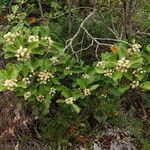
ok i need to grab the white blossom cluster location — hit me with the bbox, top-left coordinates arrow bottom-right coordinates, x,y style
83,88 -> 91,96
3,79 -> 17,91
128,43 -> 141,55
104,69 -> 114,78
41,36 -> 53,46
3,32 -> 18,44
37,95 -> 45,102
22,77 -> 31,85
28,35 -> 39,43
15,46 -> 31,61
24,91 -> 31,100
101,93 -> 107,98
96,61 -> 105,68
37,71 -> 54,84
130,80 -> 139,89
82,74 -> 90,79
65,67 -> 70,70
133,67 -> 146,77
116,58 -> 130,73
7,13 -> 26,21
65,97 -> 75,105
50,56 -> 59,64
49,87 -> 56,96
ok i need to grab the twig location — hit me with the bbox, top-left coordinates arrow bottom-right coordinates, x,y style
64,9 -> 96,53
38,0 -> 44,20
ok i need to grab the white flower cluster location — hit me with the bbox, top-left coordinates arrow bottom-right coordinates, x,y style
83,88 -> 91,96
28,35 -> 39,43
49,87 -> 56,96
116,58 -> 130,73
130,80 -> 139,89
24,91 -> 31,100
104,69 -> 114,78
22,77 -> 31,85
41,36 -> 53,46
3,32 -> 18,44
50,56 -> 59,64
82,74 -> 90,79
128,43 -> 141,55
37,71 -> 53,84
37,95 -> 45,102
3,79 -> 17,91
15,46 -> 31,61
65,97 -> 75,105
101,93 -> 107,98
65,67 -> 70,70
133,67 -> 146,77
96,61 -> 105,68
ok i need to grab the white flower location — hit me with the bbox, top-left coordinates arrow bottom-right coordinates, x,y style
96,61 -> 105,68
104,69 -> 114,78
83,88 -> 91,96
128,43 -> 141,55
101,93 -> 107,98
37,95 -> 44,102
3,79 -> 17,91
37,71 -> 53,84
15,46 -> 31,61
82,74 -> 90,79
50,56 -> 59,64
49,87 -> 56,96
28,35 -> 39,43
65,97 -> 75,105
130,80 -> 139,89
47,37 -> 53,46
3,32 -> 17,44
24,91 -> 31,100
41,36 -> 53,47
133,67 -> 146,76
22,77 -> 31,84
116,58 -> 130,73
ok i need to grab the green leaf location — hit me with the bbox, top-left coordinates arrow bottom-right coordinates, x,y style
117,43 -> 128,59
140,81 -> 150,90
15,36 -> 24,47
118,85 -> 130,94
101,53 -> 117,66
4,44 -> 16,53
0,70 -> 9,80
40,26 -> 49,37
124,71 -> 133,81
4,52 -> 15,59
0,84 -> 5,92
17,81 -> 27,88
110,88 -> 122,97
51,78 -> 60,85
95,67 -> 105,74
146,45 -> 150,53
72,104 -> 80,113
52,42 -> 64,55
57,85 -> 70,98
136,74 -> 145,81
90,84 -> 99,91
77,78 -> 87,88
28,42 -> 39,50
32,26 -> 40,35
130,54 -> 143,68
31,46 -> 45,55
113,71 -> 123,81
12,5 -> 19,14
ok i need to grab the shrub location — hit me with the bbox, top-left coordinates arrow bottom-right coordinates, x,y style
0,1 -> 150,147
